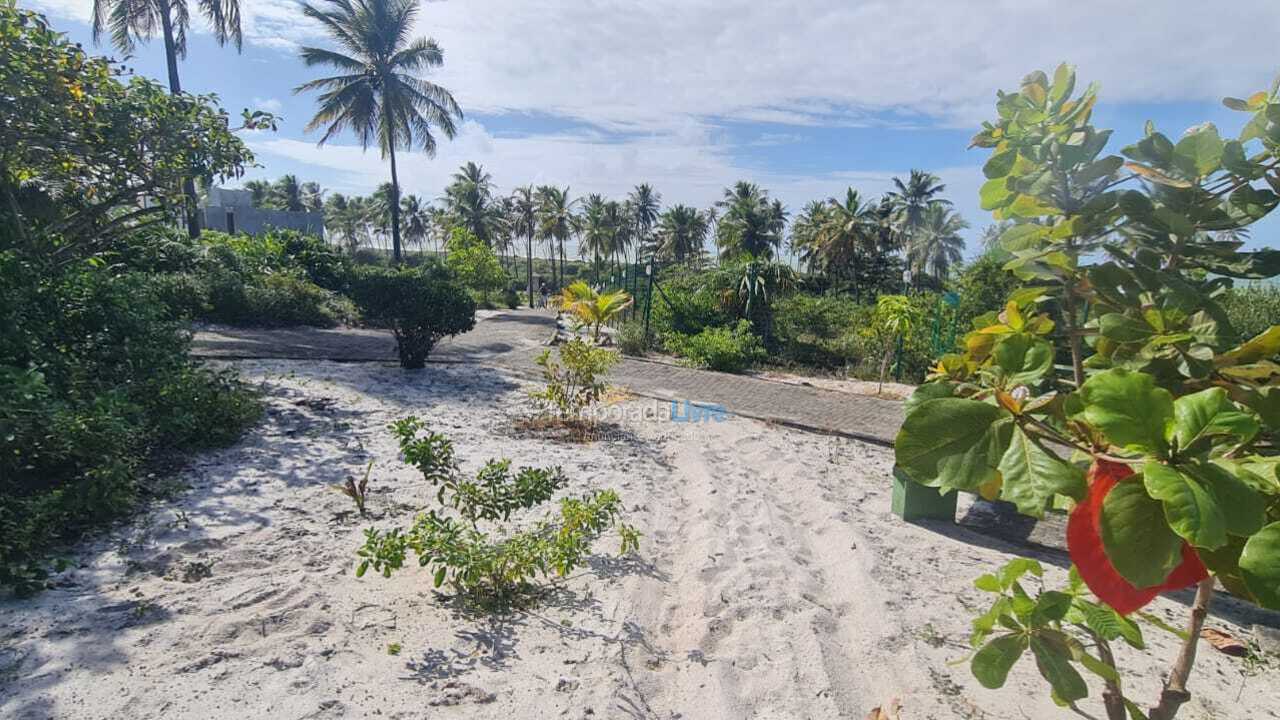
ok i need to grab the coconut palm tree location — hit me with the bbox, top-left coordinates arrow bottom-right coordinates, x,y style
715,181 -> 786,260
244,180 -> 272,208
887,169 -> 949,237
324,193 -> 359,252
788,200 -> 831,272
627,183 -> 661,263
400,194 -> 431,254
444,161 -> 503,246
909,203 -> 968,283
554,281 -> 634,343
294,0 -> 462,264
536,186 -> 575,291
270,175 -> 305,212
655,204 -> 710,266
578,194 -> 610,285
509,186 -> 538,305
92,0 -> 243,237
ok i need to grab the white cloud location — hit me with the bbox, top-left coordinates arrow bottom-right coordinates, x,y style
252,97 -> 284,113
34,0 -> 1280,132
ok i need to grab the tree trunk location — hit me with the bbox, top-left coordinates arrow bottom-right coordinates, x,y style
387,138 -> 403,265
158,3 -> 201,239
526,235 -> 534,308
1149,578 -> 1215,720
559,236 -> 566,288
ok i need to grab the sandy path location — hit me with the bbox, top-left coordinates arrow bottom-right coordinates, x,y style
2,360 -> 1277,720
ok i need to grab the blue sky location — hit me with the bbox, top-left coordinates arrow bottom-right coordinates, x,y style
27,0 -> 1280,260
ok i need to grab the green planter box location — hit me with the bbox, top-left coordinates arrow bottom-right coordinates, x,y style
890,466 -> 958,522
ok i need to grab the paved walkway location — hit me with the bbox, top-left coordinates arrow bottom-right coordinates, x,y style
191,309 -> 904,445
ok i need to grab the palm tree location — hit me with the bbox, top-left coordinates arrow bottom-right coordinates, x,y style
400,194 -> 430,253
444,161 -> 504,246
271,175 -> 305,212
627,183 -> 661,263
715,181 -> 786,260
510,186 -> 538,305
244,180 -> 272,208
887,169 -> 949,238
536,186 -> 575,291
554,281 -> 634,343
294,0 -> 462,264
324,193 -> 359,252
909,203 -> 968,283
92,0 -> 243,237
655,204 -> 709,266
579,194 -> 610,285
789,200 -> 831,272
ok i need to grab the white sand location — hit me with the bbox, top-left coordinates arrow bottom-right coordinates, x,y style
2,360 -> 1277,720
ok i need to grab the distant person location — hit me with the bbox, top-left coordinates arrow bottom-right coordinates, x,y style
539,284 -> 550,309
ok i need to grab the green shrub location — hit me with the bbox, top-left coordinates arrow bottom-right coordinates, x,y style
531,339 -> 620,419
666,319 -> 765,373
1221,283 -> 1280,341
771,294 -> 871,368
355,418 -> 639,604
503,286 -> 520,309
352,267 -> 476,368
615,320 -> 649,356
0,255 -> 260,594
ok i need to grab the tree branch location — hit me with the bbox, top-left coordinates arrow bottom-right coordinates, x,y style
1148,577 -> 1215,720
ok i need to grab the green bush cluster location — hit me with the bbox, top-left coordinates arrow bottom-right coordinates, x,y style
665,319 -> 766,373
158,229 -> 359,327
350,266 -> 476,368
1220,283 -> 1280,342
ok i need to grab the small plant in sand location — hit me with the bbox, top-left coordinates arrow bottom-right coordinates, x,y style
354,416 -> 640,604
896,65 -> 1280,719
530,338 -> 620,421
554,281 -> 634,343
333,461 -> 373,517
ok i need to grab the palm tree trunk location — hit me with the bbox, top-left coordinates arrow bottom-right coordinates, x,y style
158,2 -> 201,240
559,237 -> 566,287
526,235 -> 534,308
386,131 -> 403,265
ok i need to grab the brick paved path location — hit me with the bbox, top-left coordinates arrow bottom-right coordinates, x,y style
192,309 -> 904,445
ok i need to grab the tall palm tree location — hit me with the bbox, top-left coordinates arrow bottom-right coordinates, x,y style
535,186 -> 575,291
788,200 -> 831,272
887,169 -> 949,236
400,194 -> 430,253
510,186 -> 538,305
92,0 -> 243,237
655,204 -> 709,266
601,200 -> 631,281
909,203 -> 968,283
578,194 -> 610,285
294,0 -> 462,264
271,175 -> 305,212
816,188 -> 880,280
244,180 -> 272,208
627,183 -> 661,263
444,161 -> 503,246
324,193 -> 359,252
715,181 -> 786,261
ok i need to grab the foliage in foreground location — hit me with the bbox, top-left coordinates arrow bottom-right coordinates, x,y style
351,267 -> 476,368
355,418 -> 639,602
895,65 -> 1280,719
0,5 -> 261,594
531,339 -> 621,420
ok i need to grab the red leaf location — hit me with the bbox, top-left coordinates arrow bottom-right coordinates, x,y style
1067,460 -> 1209,615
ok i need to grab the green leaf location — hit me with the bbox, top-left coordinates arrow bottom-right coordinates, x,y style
1050,63 -> 1075,104
905,381 -> 956,415
1000,223 -> 1049,251
992,334 -> 1054,385
1099,313 -> 1156,343
1240,522 -> 1280,610
1073,155 -> 1124,185
1077,650 -> 1120,683
1031,634 -> 1089,702
999,426 -> 1086,516
1100,480 -> 1184,588
1073,369 -> 1174,456
1222,326 -> 1280,365
1172,388 -> 1259,451
1080,600 -> 1144,649
999,557 -> 1044,588
1143,463 -> 1227,550
1194,463 -> 1264,537
1173,123 -> 1224,177
974,573 -> 1002,592
1031,591 -> 1074,625
433,565 -> 447,588
972,634 -> 1028,689
895,399 -> 1013,492
984,149 -> 1018,179
980,177 -> 1013,210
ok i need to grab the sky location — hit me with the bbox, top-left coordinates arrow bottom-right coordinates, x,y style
26,0 -> 1280,261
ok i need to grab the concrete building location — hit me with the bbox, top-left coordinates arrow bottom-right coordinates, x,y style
201,187 -> 324,237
